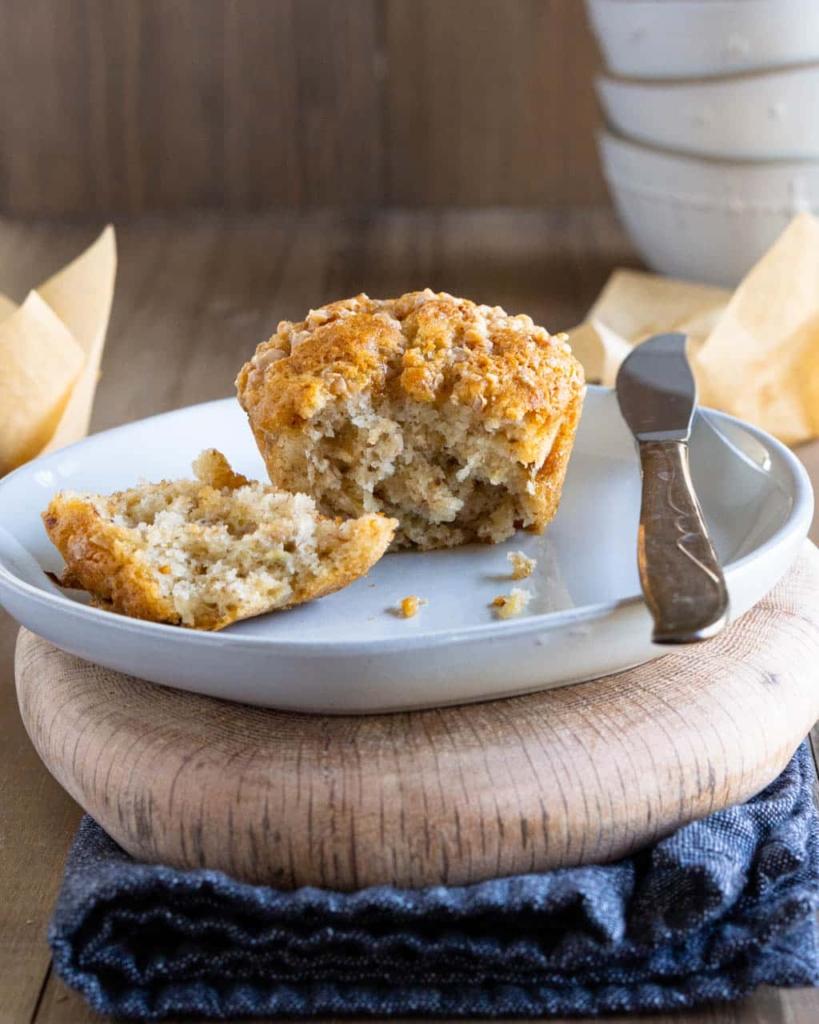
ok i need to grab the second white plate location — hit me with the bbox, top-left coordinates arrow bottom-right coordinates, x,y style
0,388 -> 812,712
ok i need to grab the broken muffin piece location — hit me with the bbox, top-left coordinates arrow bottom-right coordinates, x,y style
236,290 -> 584,551
42,449 -> 396,630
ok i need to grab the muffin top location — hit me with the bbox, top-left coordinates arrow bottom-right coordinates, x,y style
236,289 -> 584,433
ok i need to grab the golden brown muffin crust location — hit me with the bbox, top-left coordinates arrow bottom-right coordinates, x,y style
237,290 -> 584,460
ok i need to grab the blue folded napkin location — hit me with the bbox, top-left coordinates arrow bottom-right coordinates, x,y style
50,741 -> 819,1020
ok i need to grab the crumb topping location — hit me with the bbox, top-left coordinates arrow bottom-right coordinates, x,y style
237,290 -> 584,443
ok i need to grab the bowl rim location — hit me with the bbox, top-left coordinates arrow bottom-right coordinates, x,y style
598,59 -> 819,93
600,127 -> 819,174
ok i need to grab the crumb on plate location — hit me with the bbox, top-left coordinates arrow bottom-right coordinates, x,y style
508,550 -> 536,579
492,588 -> 531,619
396,594 -> 426,618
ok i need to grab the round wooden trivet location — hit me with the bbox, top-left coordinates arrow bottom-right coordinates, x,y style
15,545 -> 819,891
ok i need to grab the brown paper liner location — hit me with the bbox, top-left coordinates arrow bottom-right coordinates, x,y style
567,214 -> 819,445
0,227 -> 116,475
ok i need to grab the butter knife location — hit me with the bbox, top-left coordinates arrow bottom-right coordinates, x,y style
616,332 -> 729,644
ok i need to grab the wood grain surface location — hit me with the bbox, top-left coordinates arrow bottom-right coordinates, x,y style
0,208 -> 817,1021
14,546 -> 819,891
0,0 -> 604,216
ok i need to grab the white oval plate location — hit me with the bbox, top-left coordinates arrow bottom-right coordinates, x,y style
0,388 -> 812,713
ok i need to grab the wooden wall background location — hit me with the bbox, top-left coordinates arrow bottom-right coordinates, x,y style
0,0 -> 604,217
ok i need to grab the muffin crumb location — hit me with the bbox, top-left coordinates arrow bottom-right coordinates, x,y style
396,595 -> 426,618
492,588 -> 531,619
508,550 -> 536,579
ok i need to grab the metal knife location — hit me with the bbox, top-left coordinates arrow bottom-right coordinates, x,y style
615,332 -> 729,645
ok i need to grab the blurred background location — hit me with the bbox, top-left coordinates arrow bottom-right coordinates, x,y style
9,0 -> 819,290
0,0 -> 604,217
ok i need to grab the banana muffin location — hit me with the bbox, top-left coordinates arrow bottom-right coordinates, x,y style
237,290 -> 584,550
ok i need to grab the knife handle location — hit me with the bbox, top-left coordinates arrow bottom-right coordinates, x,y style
637,440 -> 729,644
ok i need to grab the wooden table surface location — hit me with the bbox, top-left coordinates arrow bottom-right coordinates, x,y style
1,207 -> 818,1024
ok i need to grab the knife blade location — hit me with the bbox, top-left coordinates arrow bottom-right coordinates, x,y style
616,333 -> 729,644
616,331 -> 695,442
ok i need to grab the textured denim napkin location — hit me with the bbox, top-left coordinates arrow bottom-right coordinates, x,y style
50,741 -> 819,1020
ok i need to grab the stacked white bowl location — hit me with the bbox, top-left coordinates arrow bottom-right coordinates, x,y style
587,0 -> 819,285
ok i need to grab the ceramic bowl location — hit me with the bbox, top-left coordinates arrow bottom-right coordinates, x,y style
586,0 -> 819,80
599,131 -> 819,285
598,64 -> 819,161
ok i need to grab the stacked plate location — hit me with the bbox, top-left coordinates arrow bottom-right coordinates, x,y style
587,0 -> 819,285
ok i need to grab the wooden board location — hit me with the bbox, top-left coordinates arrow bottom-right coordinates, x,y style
14,545 -> 819,892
